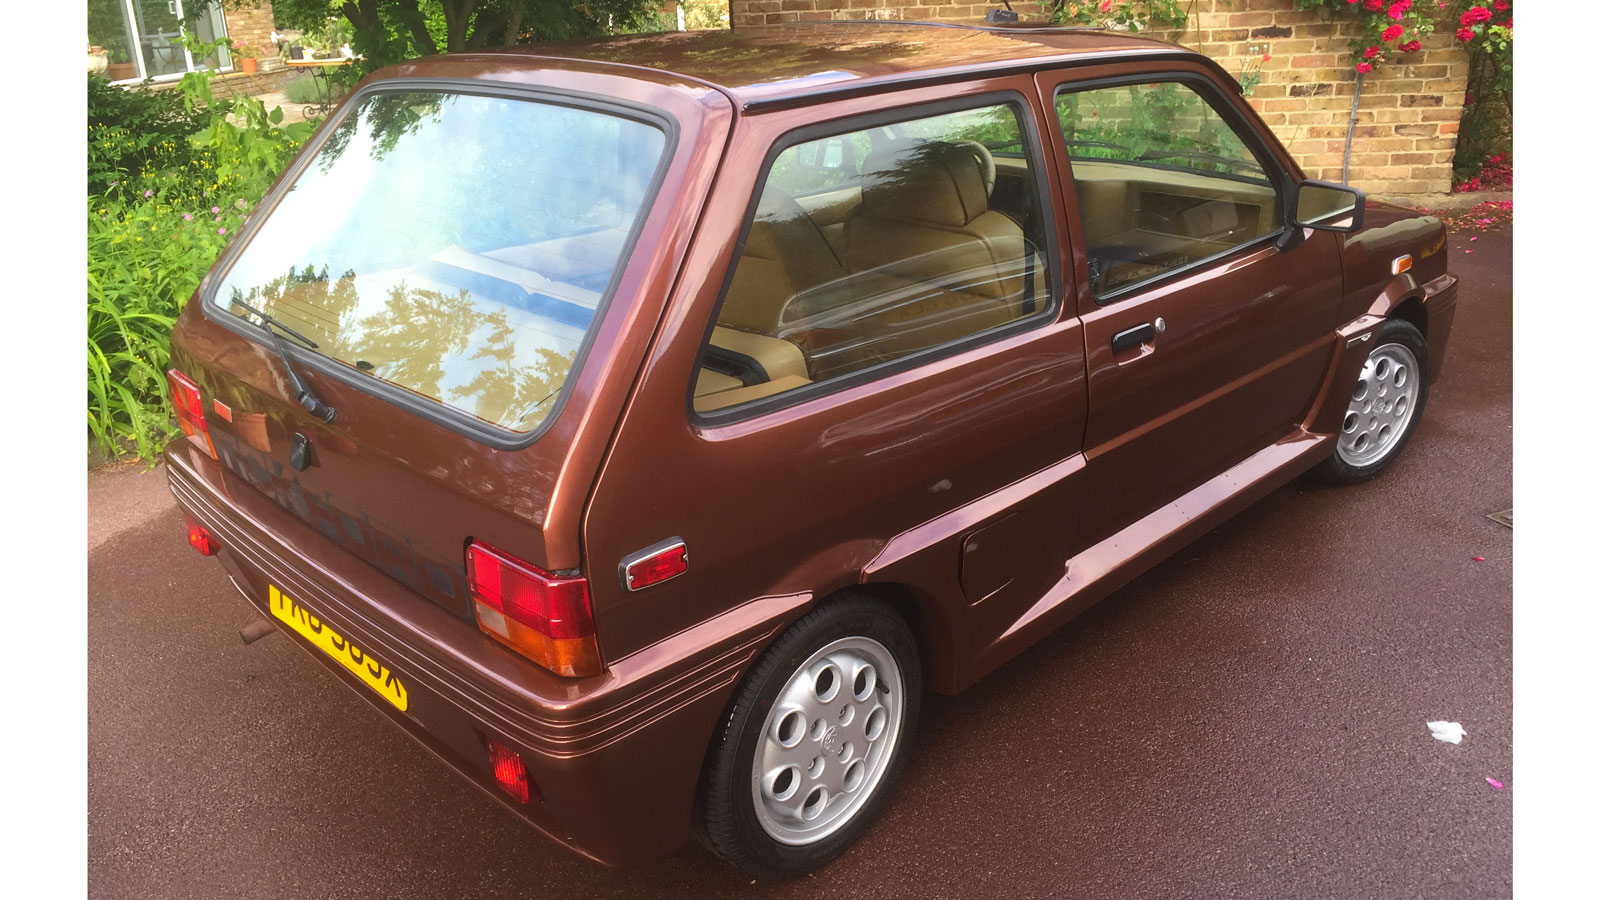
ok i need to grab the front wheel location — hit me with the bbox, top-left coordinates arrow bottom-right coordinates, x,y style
694,595 -> 921,879
1315,318 -> 1430,485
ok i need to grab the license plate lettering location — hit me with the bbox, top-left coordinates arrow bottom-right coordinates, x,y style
269,585 -> 409,712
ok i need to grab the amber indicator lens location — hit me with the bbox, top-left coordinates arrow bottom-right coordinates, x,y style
624,542 -> 688,591
184,513 -> 218,556
484,736 -> 534,804
166,368 -> 217,459
1391,254 -> 1413,275
466,541 -> 602,677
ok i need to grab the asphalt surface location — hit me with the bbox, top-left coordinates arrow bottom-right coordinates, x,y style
88,229 -> 1512,899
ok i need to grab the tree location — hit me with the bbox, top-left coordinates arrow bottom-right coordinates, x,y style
271,0 -> 659,71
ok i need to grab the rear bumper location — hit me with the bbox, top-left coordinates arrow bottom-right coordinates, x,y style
166,441 -> 806,866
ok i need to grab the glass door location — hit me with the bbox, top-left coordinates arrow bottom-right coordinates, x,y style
131,0 -> 187,78
88,0 -> 141,81
92,0 -> 230,82
189,1 -> 232,71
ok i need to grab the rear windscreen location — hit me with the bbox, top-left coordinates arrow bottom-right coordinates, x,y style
210,90 -> 667,433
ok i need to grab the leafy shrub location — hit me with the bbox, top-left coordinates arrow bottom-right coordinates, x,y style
283,73 -> 322,105
88,74 -> 206,196
87,40 -> 317,461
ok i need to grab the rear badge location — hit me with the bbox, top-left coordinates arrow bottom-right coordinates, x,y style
288,432 -> 313,471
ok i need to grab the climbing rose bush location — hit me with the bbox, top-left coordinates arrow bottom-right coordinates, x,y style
1296,0 -> 1436,73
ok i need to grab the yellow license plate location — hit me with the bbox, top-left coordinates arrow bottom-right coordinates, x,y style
269,584 -> 409,712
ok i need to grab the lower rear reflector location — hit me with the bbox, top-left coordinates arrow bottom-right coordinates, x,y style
485,737 -> 534,804
185,514 -> 219,556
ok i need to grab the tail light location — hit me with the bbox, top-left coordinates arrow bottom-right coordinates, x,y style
166,368 -> 217,459
466,541 -> 601,678
184,513 -> 218,556
483,736 -> 536,804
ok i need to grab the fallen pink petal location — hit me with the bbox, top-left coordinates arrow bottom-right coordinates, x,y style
1472,556 -> 1485,561
1485,777 -> 1505,790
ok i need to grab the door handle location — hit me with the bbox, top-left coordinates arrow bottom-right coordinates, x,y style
1111,322 -> 1156,353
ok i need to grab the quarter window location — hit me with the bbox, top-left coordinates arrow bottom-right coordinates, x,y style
694,102 -> 1052,414
1054,82 -> 1281,298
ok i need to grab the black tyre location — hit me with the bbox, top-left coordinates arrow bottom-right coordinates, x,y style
694,594 -> 921,879
1315,317 -> 1430,485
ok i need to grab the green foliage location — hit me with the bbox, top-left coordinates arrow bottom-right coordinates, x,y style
1051,0 -> 1189,33
273,1 -> 661,75
87,36 -> 317,462
628,0 -> 729,33
88,75 -> 208,196
283,73 -> 324,105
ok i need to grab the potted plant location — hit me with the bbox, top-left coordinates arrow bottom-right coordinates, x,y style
106,47 -> 137,81
88,43 -> 109,76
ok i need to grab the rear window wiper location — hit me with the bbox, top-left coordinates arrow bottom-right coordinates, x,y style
229,297 -> 337,423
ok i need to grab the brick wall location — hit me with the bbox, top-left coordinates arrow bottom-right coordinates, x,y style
222,1 -> 281,73
728,0 -> 1467,198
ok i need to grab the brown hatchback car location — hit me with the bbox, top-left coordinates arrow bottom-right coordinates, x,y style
164,22 -> 1457,879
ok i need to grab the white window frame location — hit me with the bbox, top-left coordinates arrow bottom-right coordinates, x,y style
108,0 -> 233,85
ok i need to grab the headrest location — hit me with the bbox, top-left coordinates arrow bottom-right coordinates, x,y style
857,141 -> 990,228
743,186 -> 813,259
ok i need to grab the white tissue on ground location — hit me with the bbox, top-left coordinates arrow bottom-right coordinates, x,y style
1427,720 -> 1466,744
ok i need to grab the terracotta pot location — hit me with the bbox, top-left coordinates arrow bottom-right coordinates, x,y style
241,57 -> 258,73
107,62 -> 137,81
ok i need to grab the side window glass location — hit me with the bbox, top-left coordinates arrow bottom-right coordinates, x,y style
694,102 -> 1053,414
1055,82 -> 1281,298
766,134 -> 868,195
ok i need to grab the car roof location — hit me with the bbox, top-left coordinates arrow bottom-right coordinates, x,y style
415,21 -> 1213,110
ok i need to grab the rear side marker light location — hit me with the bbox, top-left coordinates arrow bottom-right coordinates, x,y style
166,368 -> 217,459
466,541 -> 602,678
184,514 -> 218,556
621,539 -> 688,591
484,737 -> 535,804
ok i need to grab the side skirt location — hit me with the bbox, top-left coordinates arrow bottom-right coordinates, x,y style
956,427 -> 1332,691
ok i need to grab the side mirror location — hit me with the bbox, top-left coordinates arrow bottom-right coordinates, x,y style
1293,180 -> 1365,233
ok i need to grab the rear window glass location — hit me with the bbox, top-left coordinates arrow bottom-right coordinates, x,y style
210,90 -> 666,433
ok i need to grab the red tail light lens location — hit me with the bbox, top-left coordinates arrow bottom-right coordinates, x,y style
484,736 -> 534,804
466,541 -> 601,678
184,513 -> 218,556
166,368 -> 217,459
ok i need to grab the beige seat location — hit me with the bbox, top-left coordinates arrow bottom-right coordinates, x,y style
693,187 -> 844,409
832,141 -> 1032,367
720,187 -> 847,337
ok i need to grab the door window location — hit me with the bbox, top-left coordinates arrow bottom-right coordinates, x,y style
1054,81 -> 1281,299
694,101 -> 1053,414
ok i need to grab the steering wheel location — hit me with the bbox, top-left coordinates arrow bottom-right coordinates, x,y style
951,139 -> 997,198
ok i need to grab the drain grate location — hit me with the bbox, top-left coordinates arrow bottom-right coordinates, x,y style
1487,508 -> 1512,528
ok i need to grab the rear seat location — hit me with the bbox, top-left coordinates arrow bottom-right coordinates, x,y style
694,187 -> 850,410
836,141 -> 1030,362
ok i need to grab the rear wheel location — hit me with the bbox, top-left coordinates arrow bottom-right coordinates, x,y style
695,595 -> 920,879
1316,318 -> 1429,485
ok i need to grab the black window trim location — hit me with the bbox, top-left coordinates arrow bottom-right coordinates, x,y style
1050,72 -> 1294,307
689,89 -> 1064,427
195,76 -> 681,452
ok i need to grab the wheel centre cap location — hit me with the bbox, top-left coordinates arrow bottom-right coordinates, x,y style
822,726 -> 843,756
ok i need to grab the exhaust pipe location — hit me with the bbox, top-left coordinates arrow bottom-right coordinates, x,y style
239,617 -> 277,644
